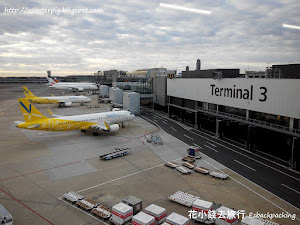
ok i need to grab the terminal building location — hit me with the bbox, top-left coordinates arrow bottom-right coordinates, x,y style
167,61 -> 300,170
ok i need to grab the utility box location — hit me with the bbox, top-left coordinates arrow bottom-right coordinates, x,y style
215,206 -> 238,225
122,195 -> 143,215
133,211 -> 155,225
111,202 -> 133,225
166,212 -> 189,225
144,204 -> 167,225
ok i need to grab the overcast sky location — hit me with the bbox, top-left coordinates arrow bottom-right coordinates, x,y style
0,0 -> 299,76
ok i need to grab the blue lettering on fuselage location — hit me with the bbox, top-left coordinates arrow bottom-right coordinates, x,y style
106,113 -> 121,118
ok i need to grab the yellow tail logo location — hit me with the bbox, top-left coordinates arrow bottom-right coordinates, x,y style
23,87 -> 36,98
18,98 -> 47,122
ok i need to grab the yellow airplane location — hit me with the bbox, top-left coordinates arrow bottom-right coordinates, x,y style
16,98 -> 135,135
22,87 -> 91,107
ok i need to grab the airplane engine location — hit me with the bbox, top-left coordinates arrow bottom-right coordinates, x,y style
109,124 -> 119,132
64,102 -> 72,107
78,87 -> 84,91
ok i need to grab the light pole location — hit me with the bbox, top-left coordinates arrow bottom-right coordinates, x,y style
291,137 -> 298,169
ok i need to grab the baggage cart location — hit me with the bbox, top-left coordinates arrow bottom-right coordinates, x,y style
194,167 -> 210,175
182,157 -> 195,162
92,205 -> 111,220
63,191 -> 84,204
165,162 -> 179,168
99,148 -> 130,160
76,198 -> 99,211
176,166 -> 191,174
168,191 -> 200,207
182,162 -> 196,169
209,171 -> 228,180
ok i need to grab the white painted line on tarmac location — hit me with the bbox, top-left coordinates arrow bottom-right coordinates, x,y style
188,129 -> 300,182
58,198 -> 109,225
204,145 -> 218,152
77,158 -> 182,194
235,160 -> 256,171
201,159 -> 300,222
171,127 -> 176,131
162,121 -> 167,124
154,119 -> 158,122
282,184 -> 300,195
193,143 -> 202,149
207,142 -> 216,147
184,134 -> 194,140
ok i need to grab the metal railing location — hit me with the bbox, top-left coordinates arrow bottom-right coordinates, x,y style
197,107 -> 300,137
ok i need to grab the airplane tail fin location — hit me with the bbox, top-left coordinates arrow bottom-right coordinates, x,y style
46,77 -> 57,85
22,87 -> 36,98
47,108 -> 61,117
18,98 -> 47,122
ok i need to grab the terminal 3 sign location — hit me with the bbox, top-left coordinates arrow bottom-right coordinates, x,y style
210,84 -> 267,102
167,78 -> 300,119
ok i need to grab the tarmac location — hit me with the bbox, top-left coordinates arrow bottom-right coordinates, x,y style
0,83 -> 299,225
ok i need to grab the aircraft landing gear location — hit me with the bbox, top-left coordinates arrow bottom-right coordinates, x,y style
93,132 -> 99,136
81,130 -> 86,132
122,122 -> 124,128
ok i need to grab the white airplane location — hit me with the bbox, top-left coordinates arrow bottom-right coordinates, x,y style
23,87 -> 91,107
51,77 -> 97,86
47,77 -> 98,91
17,98 -> 135,136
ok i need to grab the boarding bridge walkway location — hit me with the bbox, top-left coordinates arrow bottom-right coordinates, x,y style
196,107 -> 300,137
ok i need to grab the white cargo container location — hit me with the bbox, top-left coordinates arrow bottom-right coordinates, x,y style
123,92 -> 140,115
241,216 -> 265,225
192,199 -> 213,222
111,202 -> 133,225
100,85 -> 109,97
166,212 -> 189,225
215,206 -> 238,225
109,87 -> 116,100
144,204 -> 167,225
114,88 -> 123,104
133,212 -> 155,225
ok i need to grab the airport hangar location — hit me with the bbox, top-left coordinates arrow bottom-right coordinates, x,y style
166,73 -> 300,170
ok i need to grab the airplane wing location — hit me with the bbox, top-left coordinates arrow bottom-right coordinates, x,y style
89,121 -> 110,131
